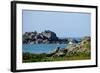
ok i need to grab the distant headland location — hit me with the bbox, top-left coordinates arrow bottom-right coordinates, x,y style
23,30 -> 82,44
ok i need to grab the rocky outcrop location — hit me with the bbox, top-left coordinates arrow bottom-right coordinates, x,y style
41,30 -> 58,41
23,30 -> 82,44
23,30 -> 70,44
47,47 -> 67,57
47,36 -> 91,57
67,37 -> 90,55
23,30 -> 58,44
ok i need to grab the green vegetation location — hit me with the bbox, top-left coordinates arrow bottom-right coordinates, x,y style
23,52 -> 90,63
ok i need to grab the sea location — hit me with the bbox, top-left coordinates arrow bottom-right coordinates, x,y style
22,44 -> 67,54
22,38 -> 82,54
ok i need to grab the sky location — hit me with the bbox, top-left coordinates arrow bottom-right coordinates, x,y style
22,10 -> 91,38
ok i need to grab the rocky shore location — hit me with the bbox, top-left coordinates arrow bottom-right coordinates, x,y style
47,36 -> 91,57
23,36 -> 91,62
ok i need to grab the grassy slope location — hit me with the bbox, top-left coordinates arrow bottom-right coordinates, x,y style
23,53 -> 90,63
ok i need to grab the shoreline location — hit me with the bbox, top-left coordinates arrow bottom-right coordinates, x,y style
23,36 -> 91,62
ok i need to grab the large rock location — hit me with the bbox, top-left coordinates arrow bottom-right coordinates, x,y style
23,31 -> 37,43
41,30 -> 58,41
23,30 -> 59,44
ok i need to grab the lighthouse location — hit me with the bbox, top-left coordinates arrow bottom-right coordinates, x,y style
69,41 -> 73,45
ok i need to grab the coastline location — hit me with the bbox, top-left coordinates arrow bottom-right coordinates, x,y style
22,36 -> 91,62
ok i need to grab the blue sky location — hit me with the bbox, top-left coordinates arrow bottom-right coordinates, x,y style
22,10 -> 91,38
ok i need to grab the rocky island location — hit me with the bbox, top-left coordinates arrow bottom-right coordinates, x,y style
23,30 -> 80,44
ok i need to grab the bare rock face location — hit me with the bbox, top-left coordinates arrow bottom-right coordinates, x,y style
23,31 -> 37,43
41,30 -> 58,41
47,47 -> 67,57
23,30 -> 59,44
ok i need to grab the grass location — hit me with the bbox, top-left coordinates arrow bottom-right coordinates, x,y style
23,52 -> 91,63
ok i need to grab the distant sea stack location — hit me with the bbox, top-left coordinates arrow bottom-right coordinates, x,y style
23,30 -> 81,44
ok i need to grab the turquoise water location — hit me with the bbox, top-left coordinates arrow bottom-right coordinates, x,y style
22,44 -> 67,54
